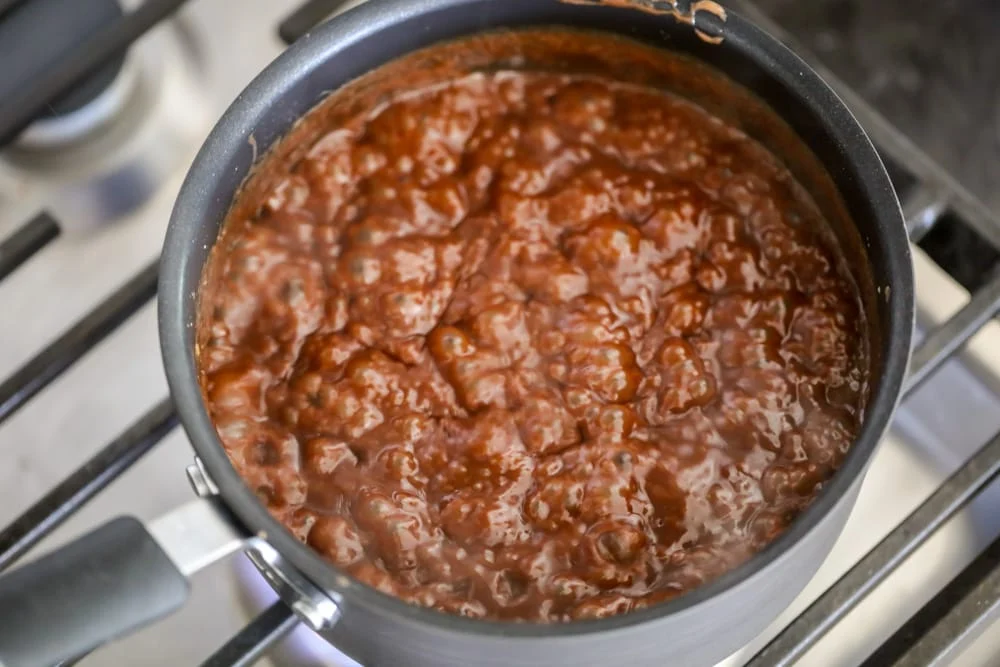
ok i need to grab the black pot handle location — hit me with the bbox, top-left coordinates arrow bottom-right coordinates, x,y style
0,499 -> 247,667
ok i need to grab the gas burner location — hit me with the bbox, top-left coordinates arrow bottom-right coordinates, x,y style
0,0 -> 129,147
0,13 -> 211,230
14,57 -> 138,150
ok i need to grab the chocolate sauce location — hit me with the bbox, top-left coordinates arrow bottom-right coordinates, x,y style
198,65 -> 868,622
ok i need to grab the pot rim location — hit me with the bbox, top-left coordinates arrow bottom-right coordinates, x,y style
159,0 -> 914,638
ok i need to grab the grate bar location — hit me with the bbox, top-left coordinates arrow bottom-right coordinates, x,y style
745,428 -> 1000,666
0,398 -> 177,572
0,212 -> 60,282
0,0 -> 191,145
277,0 -> 351,45
862,532 -> 1000,667
0,0 -> 27,19
901,186 -> 949,243
904,269 -> 1000,396
201,601 -> 298,667
0,259 -> 158,427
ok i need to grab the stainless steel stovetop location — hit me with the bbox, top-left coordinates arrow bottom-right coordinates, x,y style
1,1 -> 999,665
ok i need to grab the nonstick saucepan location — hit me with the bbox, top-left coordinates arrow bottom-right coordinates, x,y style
0,1 -> 913,666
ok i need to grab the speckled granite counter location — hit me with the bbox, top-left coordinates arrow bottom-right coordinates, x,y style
749,0 -> 999,212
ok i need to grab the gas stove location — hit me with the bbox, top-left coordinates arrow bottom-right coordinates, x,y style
1,1 -> 999,665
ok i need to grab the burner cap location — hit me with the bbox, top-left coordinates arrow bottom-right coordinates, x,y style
0,0 -> 127,132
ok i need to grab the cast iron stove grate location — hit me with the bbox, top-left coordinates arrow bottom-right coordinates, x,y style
2,0 -> 1000,665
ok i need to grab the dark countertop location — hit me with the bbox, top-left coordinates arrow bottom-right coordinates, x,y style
751,0 -> 999,213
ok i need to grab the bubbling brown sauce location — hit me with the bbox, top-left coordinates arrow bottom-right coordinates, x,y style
198,68 -> 869,622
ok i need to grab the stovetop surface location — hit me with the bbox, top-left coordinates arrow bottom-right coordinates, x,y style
0,1 -> 998,665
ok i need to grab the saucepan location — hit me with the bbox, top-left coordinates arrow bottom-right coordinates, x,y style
0,1 -> 913,666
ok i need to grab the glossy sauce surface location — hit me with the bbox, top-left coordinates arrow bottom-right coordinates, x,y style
199,71 -> 869,621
